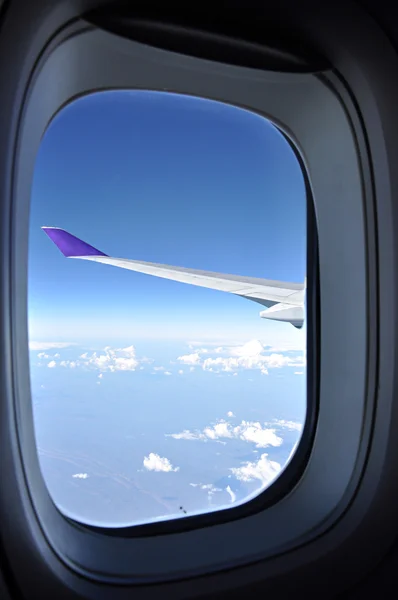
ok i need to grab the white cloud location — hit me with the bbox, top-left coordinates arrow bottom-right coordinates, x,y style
227,411 -> 235,417
266,419 -> 303,432
47,360 -> 56,368
203,420 -> 233,440
151,366 -> 172,376
237,422 -> 283,447
295,371 -> 304,375
59,345 -> 142,372
229,339 -> 264,357
143,453 -> 179,472
98,373 -> 103,379
141,356 -> 154,365
189,483 -> 223,501
72,473 -> 88,479
168,419 -> 283,448
29,342 -> 76,351
230,453 -> 281,485
177,352 -> 201,365
178,370 -> 184,375
37,352 -> 49,359
177,339 -> 305,374
169,430 -> 206,441
226,485 -> 236,503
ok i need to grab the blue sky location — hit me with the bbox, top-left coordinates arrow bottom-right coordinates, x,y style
29,90 -> 306,344
28,90 -> 307,527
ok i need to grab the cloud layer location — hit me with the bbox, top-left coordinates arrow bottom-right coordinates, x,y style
37,345 -> 145,372
31,338 -> 305,380
168,417 -> 302,448
177,339 -> 305,375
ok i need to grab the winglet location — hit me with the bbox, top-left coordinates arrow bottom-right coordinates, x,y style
41,227 -> 108,257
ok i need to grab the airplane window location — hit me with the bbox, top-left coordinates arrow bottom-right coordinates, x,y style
28,90 -> 307,528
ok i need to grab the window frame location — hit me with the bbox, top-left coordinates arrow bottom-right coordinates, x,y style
11,22 -> 369,581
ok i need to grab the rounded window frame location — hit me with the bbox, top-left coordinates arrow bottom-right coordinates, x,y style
11,23 -> 371,583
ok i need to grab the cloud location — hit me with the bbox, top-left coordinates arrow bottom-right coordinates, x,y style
227,411 -> 235,417
168,419 -> 283,448
177,339 -> 305,374
33,343 -> 154,373
29,342 -> 76,351
151,366 -> 172,376
189,483 -> 223,501
178,370 -> 184,375
269,419 -> 303,432
295,371 -> 304,375
72,473 -> 88,479
177,352 -> 201,365
59,360 -> 76,368
143,453 -> 179,472
236,422 -> 283,447
229,339 -> 264,357
226,485 -> 236,503
169,430 -> 204,441
140,356 -> 155,365
59,345 -> 141,372
47,360 -> 56,368
230,453 -> 281,485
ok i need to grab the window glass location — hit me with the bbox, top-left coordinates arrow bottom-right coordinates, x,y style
29,91 -> 307,527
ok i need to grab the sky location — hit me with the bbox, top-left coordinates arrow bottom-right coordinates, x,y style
29,90 -> 306,344
28,90 -> 307,527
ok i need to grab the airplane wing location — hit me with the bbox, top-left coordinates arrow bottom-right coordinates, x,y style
41,226 -> 304,309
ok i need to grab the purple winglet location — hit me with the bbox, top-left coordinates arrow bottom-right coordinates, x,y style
42,227 -> 108,257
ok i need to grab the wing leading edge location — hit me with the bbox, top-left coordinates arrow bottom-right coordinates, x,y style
42,227 -> 305,328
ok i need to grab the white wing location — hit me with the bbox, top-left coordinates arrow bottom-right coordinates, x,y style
79,255 -> 303,307
42,226 -> 305,325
